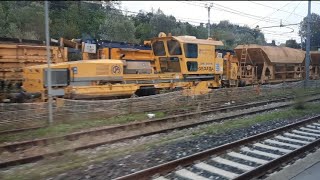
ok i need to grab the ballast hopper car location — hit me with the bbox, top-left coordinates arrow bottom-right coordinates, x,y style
234,44 -> 305,86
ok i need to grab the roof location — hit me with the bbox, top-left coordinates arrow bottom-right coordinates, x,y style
172,36 -> 224,46
234,44 -> 305,64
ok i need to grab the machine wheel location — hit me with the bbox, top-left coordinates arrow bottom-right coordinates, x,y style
135,87 -> 157,96
239,80 -> 246,87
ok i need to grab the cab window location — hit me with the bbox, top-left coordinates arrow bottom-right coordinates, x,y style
167,40 -> 182,55
184,43 -> 198,58
152,41 -> 166,56
187,61 -> 198,71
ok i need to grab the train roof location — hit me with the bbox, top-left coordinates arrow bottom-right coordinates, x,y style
234,44 -> 305,64
173,36 -> 224,46
151,35 -> 224,46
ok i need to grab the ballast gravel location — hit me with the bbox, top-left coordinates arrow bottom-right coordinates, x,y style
34,98 -> 319,180
47,109 -> 320,179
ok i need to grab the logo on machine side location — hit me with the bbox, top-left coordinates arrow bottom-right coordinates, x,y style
112,65 -> 121,74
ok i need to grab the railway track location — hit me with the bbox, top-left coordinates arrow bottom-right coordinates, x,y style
0,91 -> 305,136
160,93 -> 283,116
115,115 -> 320,180
0,94 -> 319,169
0,91 -> 293,136
0,126 -> 45,136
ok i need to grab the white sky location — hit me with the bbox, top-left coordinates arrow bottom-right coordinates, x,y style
120,1 -> 320,45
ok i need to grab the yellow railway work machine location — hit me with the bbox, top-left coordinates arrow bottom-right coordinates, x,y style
22,33 -> 225,100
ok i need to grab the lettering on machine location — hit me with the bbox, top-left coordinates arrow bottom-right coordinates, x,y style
83,43 -> 97,54
215,64 -> 220,72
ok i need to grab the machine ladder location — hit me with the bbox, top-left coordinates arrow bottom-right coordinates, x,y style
239,46 -> 248,77
238,45 -> 257,85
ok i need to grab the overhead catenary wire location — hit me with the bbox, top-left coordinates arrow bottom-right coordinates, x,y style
250,1 -> 293,27
180,1 -> 282,24
181,0 -> 305,43
199,1 -> 293,25
259,23 -> 300,29
248,1 -> 305,18
83,1 -> 301,30
54,1 -> 304,44
284,1 -> 302,22
50,1 -> 216,25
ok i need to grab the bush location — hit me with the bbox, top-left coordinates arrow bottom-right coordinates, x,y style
293,89 -> 306,110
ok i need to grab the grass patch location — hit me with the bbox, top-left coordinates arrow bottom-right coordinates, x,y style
1,102 -> 320,180
0,111 -> 165,144
198,103 -> 320,136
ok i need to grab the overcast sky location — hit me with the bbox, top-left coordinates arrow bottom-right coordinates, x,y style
120,1 -> 320,45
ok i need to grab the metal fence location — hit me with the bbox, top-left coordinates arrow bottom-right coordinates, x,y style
1,80 -> 320,131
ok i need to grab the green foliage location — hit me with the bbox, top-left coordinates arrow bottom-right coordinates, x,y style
285,39 -> 301,49
149,9 -> 177,37
98,10 -> 138,43
0,1 -> 266,48
293,89 -> 306,110
0,1 -> 44,39
211,21 -> 266,49
299,13 -> 320,51
199,103 -> 320,136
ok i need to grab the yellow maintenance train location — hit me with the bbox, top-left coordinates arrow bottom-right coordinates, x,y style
18,32 -> 313,102
22,33 -> 238,101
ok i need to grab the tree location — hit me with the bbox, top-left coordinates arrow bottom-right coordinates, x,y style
149,9 -> 177,37
196,23 -> 207,39
0,3 -> 8,37
299,13 -> 320,51
131,11 -> 154,43
98,10 -> 137,43
50,1 -> 107,39
285,39 -> 301,49
0,1 -> 268,49
0,1 -> 44,40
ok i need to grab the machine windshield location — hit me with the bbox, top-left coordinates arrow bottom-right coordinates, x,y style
152,41 -> 166,56
167,40 -> 182,55
184,43 -> 198,58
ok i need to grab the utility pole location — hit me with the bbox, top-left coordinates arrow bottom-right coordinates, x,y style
205,3 -> 213,38
45,1 -> 53,124
305,0 -> 311,88
301,36 -> 303,50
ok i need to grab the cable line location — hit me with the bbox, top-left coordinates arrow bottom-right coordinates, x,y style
284,1 -> 302,22
250,1 -> 293,27
248,1 -> 305,18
